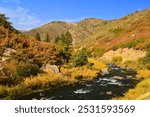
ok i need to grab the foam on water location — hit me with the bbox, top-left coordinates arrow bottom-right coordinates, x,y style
74,89 -> 92,94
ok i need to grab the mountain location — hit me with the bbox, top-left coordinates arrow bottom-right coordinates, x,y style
80,9 -> 150,50
26,18 -> 108,46
26,9 -> 150,51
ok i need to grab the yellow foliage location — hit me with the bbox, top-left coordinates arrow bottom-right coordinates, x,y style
88,58 -> 107,70
61,66 -> 99,80
136,70 -> 150,79
0,85 -> 8,97
71,67 -> 98,79
116,78 -> 150,100
7,85 -> 29,99
23,74 -> 62,89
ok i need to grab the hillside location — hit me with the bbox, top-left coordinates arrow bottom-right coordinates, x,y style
0,13 -> 57,68
1,9 -> 150,100
26,18 -> 108,45
26,9 -> 150,51
81,9 -> 150,50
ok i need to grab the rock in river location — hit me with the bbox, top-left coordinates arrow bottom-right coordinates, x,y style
101,68 -> 109,76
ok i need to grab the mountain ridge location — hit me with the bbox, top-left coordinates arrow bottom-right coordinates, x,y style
26,9 -> 150,51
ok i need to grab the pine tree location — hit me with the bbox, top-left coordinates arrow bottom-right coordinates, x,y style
35,32 -> 41,41
0,13 -> 14,31
54,32 -> 73,65
44,32 -> 50,42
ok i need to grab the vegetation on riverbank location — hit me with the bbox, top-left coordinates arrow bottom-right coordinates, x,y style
111,48 -> 150,100
114,70 -> 150,100
0,58 -> 107,99
1,9 -> 150,100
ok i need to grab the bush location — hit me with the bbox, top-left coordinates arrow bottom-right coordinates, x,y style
112,27 -> 124,37
16,63 -> 40,78
88,58 -> 107,70
123,60 -> 139,69
112,56 -> 122,64
71,48 -> 88,67
92,48 -> 104,57
136,70 -> 150,79
138,52 -> 150,69
0,86 -> 8,98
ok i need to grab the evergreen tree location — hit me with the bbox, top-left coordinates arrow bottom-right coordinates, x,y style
35,32 -> 41,41
0,13 -> 14,31
44,32 -> 50,42
54,32 -> 73,65
71,48 -> 88,67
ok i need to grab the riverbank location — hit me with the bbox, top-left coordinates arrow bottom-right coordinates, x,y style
0,58 -> 107,100
18,64 -> 138,100
114,69 -> 150,100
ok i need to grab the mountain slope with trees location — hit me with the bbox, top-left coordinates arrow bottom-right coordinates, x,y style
26,9 -> 150,51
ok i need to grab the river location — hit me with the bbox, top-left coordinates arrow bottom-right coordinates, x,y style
18,65 -> 138,100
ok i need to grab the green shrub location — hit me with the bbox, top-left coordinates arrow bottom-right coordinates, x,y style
16,63 -> 40,78
71,48 -> 88,67
92,48 -> 104,57
138,52 -> 150,69
112,38 -> 145,50
110,27 -> 124,37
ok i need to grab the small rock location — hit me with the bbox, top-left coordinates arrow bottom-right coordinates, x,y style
101,68 -> 109,76
106,91 -> 112,95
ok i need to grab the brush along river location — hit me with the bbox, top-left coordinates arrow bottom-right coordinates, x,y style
18,65 -> 139,100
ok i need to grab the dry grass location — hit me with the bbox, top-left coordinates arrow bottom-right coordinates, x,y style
101,48 -> 146,63
114,70 -> 150,100
115,78 -> 150,100
61,66 -> 98,80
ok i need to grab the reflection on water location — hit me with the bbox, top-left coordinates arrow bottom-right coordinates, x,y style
18,65 -> 138,100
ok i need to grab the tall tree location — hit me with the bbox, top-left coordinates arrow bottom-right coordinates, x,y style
35,32 -> 41,41
0,13 -> 14,31
54,32 -> 73,65
44,32 -> 50,42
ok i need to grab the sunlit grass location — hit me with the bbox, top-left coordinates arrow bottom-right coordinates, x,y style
114,70 -> 150,100
88,58 -> 107,70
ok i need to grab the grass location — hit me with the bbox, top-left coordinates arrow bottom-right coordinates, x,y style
115,78 -> 150,100
0,73 -> 75,99
0,59 -> 107,99
61,66 -> 98,80
114,70 -> 150,100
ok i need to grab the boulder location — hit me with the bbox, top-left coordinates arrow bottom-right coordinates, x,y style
45,64 -> 60,74
101,68 -> 109,76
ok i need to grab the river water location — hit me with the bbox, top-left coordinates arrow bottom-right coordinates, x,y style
19,65 -> 138,100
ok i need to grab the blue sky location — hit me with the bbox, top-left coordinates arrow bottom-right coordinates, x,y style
0,0 -> 150,30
